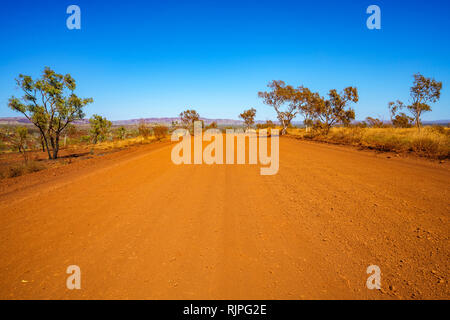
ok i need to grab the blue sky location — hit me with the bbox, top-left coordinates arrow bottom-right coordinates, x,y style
0,0 -> 449,121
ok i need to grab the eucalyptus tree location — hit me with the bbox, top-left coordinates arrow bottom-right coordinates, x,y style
310,87 -> 358,134
389,74 -> 442,130
258,81 -> 299,135
239,108 -> 257,130
8,67 -> 93,159
407,73 -> 442,130
179,109 -> 200,132
89,114 -> 112,144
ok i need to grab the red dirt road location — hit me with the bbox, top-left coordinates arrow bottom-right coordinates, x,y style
0,137 -> 448,299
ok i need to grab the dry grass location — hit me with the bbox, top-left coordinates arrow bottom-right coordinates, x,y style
0,135 -> 169,180
0,161 -> 45,179
79,136 -> 161,152
287,126 -> 450,159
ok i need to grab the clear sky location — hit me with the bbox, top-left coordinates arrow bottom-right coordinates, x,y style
0,0 -> 449,121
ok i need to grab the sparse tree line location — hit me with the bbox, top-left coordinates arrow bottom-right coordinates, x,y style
4,67 -> 171,161
256,80 -> 359,135
3,67 -> 444,162
199,74 -> 442,135
253,73 -> 442,134
225,81 -> 360,135
0,117 -> 170,163
361,74 -> 442,130
7,67 -> 93,159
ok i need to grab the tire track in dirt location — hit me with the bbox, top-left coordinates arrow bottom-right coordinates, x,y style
0,137 -> 448,299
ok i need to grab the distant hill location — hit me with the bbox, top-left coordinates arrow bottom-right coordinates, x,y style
421,120 -> 450,125
350,119 -> 450,126
0,117 -> 34,124
113,117 -> 247,126
0,117 -> 448,126
0,116 -> 246,126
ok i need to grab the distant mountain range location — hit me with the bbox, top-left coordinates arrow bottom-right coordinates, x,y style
112,117 -> 248,125
0,117 -> 448,126
0,116 -> 247,126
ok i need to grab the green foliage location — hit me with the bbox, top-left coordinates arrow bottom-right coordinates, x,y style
407,73 -> 442,129
259,81 -> 357,135
117,126 -> 127,140
389,74 -> 442,130
388,100 -> 405,122
7,67 -> 93,159
0,126 -> 31,162
392,113 -> 414,128
258,81 -> 300,135
309,87 -> 358,134
80,135 -> 91,143
89,114 -> 111,144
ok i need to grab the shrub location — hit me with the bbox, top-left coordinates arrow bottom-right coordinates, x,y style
138,121 -> 151,138
288,126 -> 450,159
2,161 -> 45,179
80,135 -> 91,143
365,117 -> 384,128
117,126 -> 127,140
153,125 -> 168,141
89,114 -> 112,144
206,122 -> 218,129
7,166 -> 23,178
411,135 -> 449,159
425,125 -> 447,135
392,113 -> 414,128
26,161 -> 44,173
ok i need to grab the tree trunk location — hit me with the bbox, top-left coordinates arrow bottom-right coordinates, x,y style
19,145 -> 27,163
416,110 -> 421,132
38,132 -> 45,152
281,119 -> 288,135
52,135 -> 60,159
414,104 -> 421,132
37,128 -> 51,159
49,136 -> 56,160
42,132 -> 52,159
